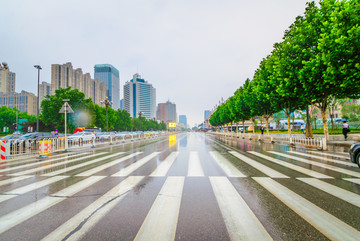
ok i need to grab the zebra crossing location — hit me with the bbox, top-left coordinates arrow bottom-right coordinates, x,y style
1,144 -> 360,240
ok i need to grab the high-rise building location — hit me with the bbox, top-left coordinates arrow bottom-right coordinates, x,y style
120,99 -> 124,110
51,62 -> 106,105
0,63 -> 15,94
0,91 -> 37,115
204,110 -> 211,121
39,81 -> 51,106
156,100 -> 177,123
94,64 -> 120,110
123,73 -> 156,119
179,115 -> 187,128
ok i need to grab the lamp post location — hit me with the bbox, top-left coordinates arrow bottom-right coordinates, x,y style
34,65 -> 42,132
101,97 -> 113,132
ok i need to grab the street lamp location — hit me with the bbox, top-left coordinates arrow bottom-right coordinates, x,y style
100,97 -> 112,131
34,65 -> 42,132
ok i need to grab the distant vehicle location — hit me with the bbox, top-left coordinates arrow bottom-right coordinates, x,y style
19,132 -> 57,141
96,132 -> 115,141
68,132 -> 95,142
350,142 -> 360,168
1,134 -> 21,141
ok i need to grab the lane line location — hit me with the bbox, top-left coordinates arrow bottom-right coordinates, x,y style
0,175 -> 34,188
248,152 -> 332,179
269,151 -> 360,178
112,152 -> 160,177
306,151 -> 350,160
209,151 -> 246,177
0,176 -> 105,234
9,152 -> 107,176
210,176 -> 272,241
253,177 -> 360,240
229,151 -> 289,178
297,178 -> 360,208
134,176 -> 185,241
41,152 -> 125,176
42,176 -> 144,241
0,176 -> 67,204
287,151 -> 356,167
149,152 -> 179,177
76,152 -> 142,176
187,152 -> 205,177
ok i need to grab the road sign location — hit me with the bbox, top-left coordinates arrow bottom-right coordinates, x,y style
59,102 -> 74,113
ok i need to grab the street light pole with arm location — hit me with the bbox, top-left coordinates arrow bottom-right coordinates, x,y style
34,65 -> 42,132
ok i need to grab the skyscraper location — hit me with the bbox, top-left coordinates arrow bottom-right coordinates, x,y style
0,63 -> 15,94
94,64 -> 120,110
204,110 -> 211,121
39,81 -> 51,105
179,115 -> 187,128
123,73 -> 156,119
156,100 -> 177,123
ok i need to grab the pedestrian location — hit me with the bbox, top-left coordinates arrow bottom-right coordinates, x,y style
300,124 -> 305,134
342,120 -> 350,140
260,125 -> 265,135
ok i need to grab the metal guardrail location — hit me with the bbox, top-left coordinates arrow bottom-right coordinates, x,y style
1,132 -> 168,160
210,132 -> 327,150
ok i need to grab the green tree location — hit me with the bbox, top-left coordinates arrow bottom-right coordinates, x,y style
114,109 -> 132,131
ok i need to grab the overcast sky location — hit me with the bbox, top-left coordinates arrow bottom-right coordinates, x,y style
1,0 -> 314,127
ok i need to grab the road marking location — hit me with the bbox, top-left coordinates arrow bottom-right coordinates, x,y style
253,177 -> 360,241
248,152 -> 332,179
0,176 -> 105,234
229,151 -> 289,178
306,151 -> 350,160
42,176 -> 144,241
41,152 -> 125,176
343,178 -> 360,185
134,176 -> 185,241
150,152 -> 179,177
187,152 -> 204,177
0,176 -> 68,204
269,151 -> 360,178
9,152 -> 107,176
209,151 -> 246,177
112,152 -> 160,177
297,178 -> 360,208
76,152 -> 142,176
0,175 -> 34,187
209,176 -> 272,241
287,151 -> 357,167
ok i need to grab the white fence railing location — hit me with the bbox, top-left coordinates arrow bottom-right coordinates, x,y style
1,132 -> 169,160
210,132 -> 327,150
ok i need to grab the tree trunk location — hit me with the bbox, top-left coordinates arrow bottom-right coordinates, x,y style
252,118 -> 255,135
306,105 -> 313,138
242,120 -> 245,134
287,112 -> 292,140
265,117 -> 270,136
236,123 -> 238,133
321,108 -> 329,141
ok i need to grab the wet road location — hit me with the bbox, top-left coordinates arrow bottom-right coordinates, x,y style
0,132 -> 360,241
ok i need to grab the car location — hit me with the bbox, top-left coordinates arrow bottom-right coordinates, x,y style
96,132 -> 115,141
68,132 -> 95,143
350,142 -> 360,167
19,132 -> 57,141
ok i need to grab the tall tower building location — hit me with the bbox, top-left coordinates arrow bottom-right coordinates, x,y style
0,63 -> 15,94
204,110 -> 211,121
179,115 -> 187,128
156,100 -> 177,123
123,73 -> 156,119
39,81 -> 51,105
51,62 -> 74,94
94,64 -> 120,110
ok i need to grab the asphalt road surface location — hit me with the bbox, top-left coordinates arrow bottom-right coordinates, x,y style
0,132 -> 360,241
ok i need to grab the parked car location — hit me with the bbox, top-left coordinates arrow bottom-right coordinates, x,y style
350,142 -> 360,167
68,132 -> 95,142
1,134 -> 21,141
96,132 -> 115,141
19,132 -> 57,141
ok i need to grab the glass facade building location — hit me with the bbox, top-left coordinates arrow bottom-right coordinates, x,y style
94,64 -> 120,110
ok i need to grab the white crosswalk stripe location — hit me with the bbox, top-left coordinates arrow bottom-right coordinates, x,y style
112,152 -> 160,177
135,176 -> 185,241
187,151 -> 205,177
8,152 -> 107,176
287,151 -> 357,167
249,151 -> 333,179
209,151 -> 246,177
0,175 -> 34,188
41,152 -> 125,176
230,151 -> 289,178
253,177 -> 360,240
150,152 -> 179,177
269,151 -> 360,178
306,151 -> 350,160
210,176 -> 272,241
